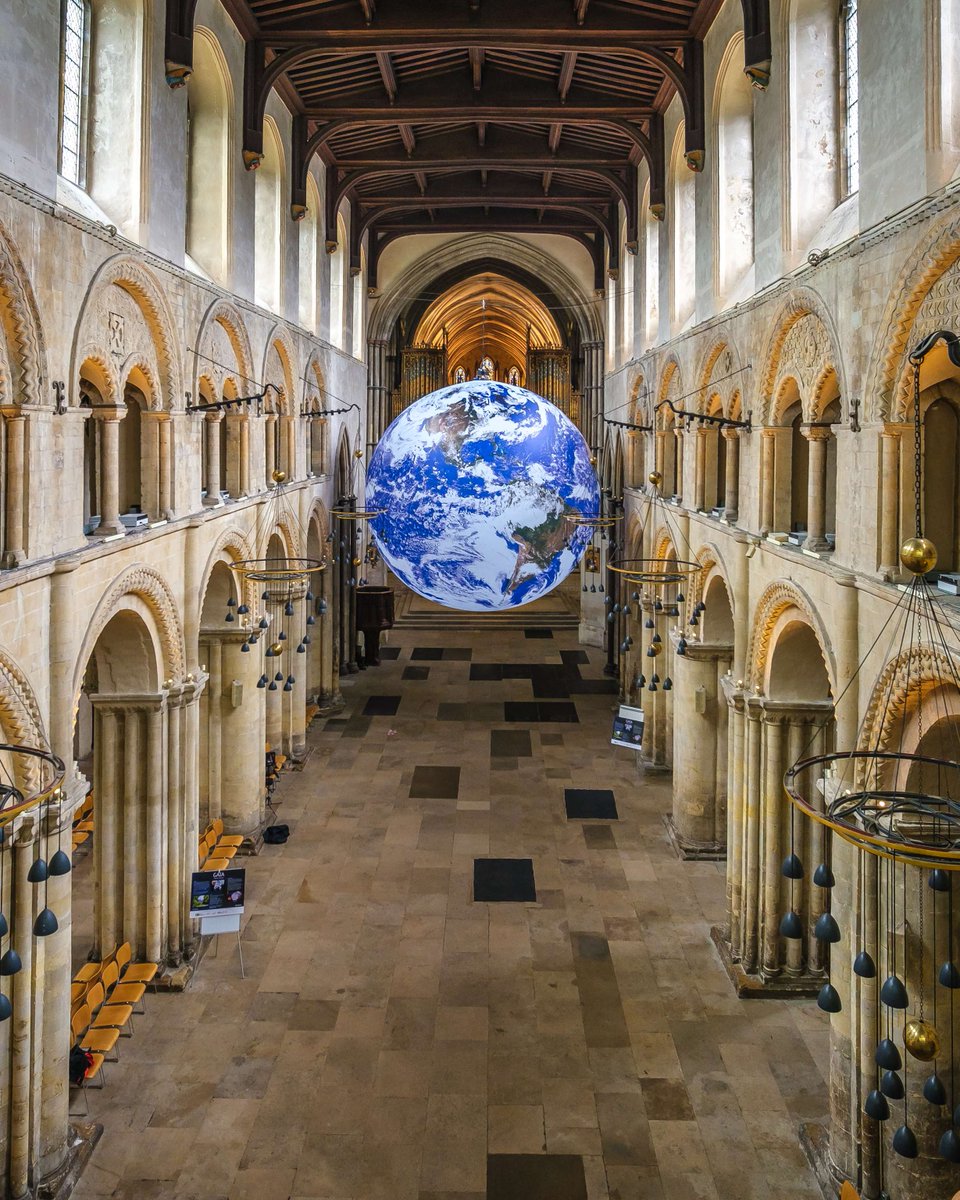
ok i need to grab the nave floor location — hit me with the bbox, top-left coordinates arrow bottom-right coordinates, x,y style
71,622 -> 828,1200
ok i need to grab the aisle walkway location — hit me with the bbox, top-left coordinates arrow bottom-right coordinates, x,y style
73,623 -> 828,1200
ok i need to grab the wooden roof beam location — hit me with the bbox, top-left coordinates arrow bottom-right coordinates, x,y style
469,48 -> 484,92
558,52 -> 577,100
399,124 -> 416,155
358,0 -> 376,27
574,0 -> 591,26
376,50 -> 398,102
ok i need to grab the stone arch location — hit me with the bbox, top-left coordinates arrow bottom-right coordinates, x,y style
262,325 -> 296,411
746,579 -> 835,695
259,519 -> 302,561
73,564 -> 186,702
695,338 -> 745,416
0,218 -> 46,409
690,541 -> 733,611
72,255 -> 183,411
0,649 -> 46,794
656,355 -> 682,420
629,371 -> 648,423
625,512 -> 644,559
368,233 -> 603,346
757,288 -> 845,426
865,209 -> 960,421
194,299 -> 254,398
198,526 -> 257,613
858,644 -> 960,753
652,527 -> 678,563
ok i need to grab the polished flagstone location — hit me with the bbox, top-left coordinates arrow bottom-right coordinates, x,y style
71,622 -> 828,1200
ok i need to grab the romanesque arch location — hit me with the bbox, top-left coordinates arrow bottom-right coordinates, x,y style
756,288 -> 845,426
0,218 -> 46,410
193,298 -> 253,397
747,579 -> 835,695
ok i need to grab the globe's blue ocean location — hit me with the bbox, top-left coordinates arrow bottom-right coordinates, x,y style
366,379 -> 600,611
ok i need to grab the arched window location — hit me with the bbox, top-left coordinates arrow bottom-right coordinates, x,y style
642,185 -> 660,348
788,0 -> 841,254
118,384 -> 145,520
454,365 -> 466,384
936,0 -> 960,182
507,367 -> 520,386
621,225 -> 635,363
186,31 -> 231,284
840,1 -> 860,196
255,118 -> 284,312
299,175 -> 320,332
328,212 -> 347,349
59,0 -> 88,185
715,35 -> 755,301
670,124 -> 696,330
923,388 -> 960,573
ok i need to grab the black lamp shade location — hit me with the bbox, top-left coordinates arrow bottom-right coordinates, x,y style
817,983 -> 842,1013
781,853 -> 804,880
880,1071 -> 904,1099
875,1039 -> 902,1071
814,912 -> 842,943
939,1128 -> 960,1163
853,951 -> 876,978
880,974 -> 909,1009
0,912 -> 7,938
33,908 -> 58,937
864,1090 -> 889,1121
813,863 -> 835,888
0,949 -> 22,976
26,857 -> 48,883
892,1124 -> 918,1159
939,961 -> 960,989
923,1073 -> 947,1106
779,911 -> 803,939
49,849 -> 72,877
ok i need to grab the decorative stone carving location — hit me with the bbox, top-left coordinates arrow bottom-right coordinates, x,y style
194,299 -> 254,399
74,564 -> 187,699
262,326 -> 297,411
757,290 -> 843,425
0,218 -> 46,409
198,526 -> 258,612
746,579 -> 834,694
867,209 -> 960,422
892,258 -> 960,416
74,256 -> 183,411
859,644 -> 955,752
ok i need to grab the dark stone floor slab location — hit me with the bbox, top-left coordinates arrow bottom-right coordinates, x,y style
529,666 -> 571,698
560,649 -> 590,666
538,702 -> 580,723
411,647 -> 444,660
402,666 -> 430,681
568,678 -> 619,695
474,858 -> 536,903
470,664 -> 503,681
490,730 -> 532,758
503,701 -> 540,723
565,789 -> 619,820
363,695 -> 402,717
540,732 -> 565,746
437,702 -> 468,721
378,645 -> 402,660
570,933 -> 631,1048
443,647 -> 473,661
487,1154 -> 587,1200
524,628 -> 554,639
410,765 -> 461,799
340,717 -> 372,738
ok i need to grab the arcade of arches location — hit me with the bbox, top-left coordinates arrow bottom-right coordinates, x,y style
0,1 -> 959,1199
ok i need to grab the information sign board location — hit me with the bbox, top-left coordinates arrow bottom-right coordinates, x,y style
611,704 -> 644,749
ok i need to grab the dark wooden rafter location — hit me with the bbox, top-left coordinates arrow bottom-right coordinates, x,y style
165,0 -> 730,262
739,0 -> 772,87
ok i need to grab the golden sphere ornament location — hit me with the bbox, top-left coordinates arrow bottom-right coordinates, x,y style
269,641 -> 284,657
899,536 -> 937,575
648,470 -> 663,488
903,1018 -> 940,1062
272,469 -> 287,485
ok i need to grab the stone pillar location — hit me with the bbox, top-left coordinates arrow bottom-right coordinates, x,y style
694,428 -> 707,511
669,638 -> 733,855
166,689 -> 184,963
239,416 -> 251,496
760,713 -> 785,979
722,428 -> 739,522
38,805 -> 72,1183
673,430 -> 684,500
759,429 -> 775,535
803,426 -> 832,551
742,700 -> 762,972
92,701 -> 121,955
202,637 -> 223,819
144,701 -> 165,963
95,412 -> 124,535
582,341 -> 604,450
723,682 -> 746,949
265,414 -> 277,485
8,826 -> 37,1198
282,414 -> 298,480
878,424 -> 904,579
181,676 -> 205,961
215,630 -> 266,837
1,408 -> 26,566
204,414 -> 222,505
367,339 -> 389,451
159,414 -> 173,517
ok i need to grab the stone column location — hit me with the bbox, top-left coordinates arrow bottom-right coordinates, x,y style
742,700 -> 762,971
673,430 -> 684,500
669,638 -> 733,855
8,826 -> 37,1198
878,424 -> 904,579
92,701 -> 121,955
760,713 -> 785,979
202,637 -> 223,820
694,428 -> 707,511
265,414 -> 277,485
204,414 -> 222,505
367,339 -> 389,451
144,701 -> 165,963
282,415 -> 297,480
582,341 -> 604,450
216,630 -> 266,837
181,675 -> 205,961
1,408 -> 26,566
239,416 -> 251,496
159,414 -> 173,518
723,681 -> 746,949
654,430 -> 666,481
722,428 -> 739,522
166,688 -> 184,963
38,805 -> 71,1183
95,412 -> 124,535
803,426 -> 832,551
759,429 -> 775,535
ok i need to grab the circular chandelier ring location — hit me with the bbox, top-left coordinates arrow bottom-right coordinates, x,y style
0,745 -> 66,830
332,508 -> 386,521
785,749 -> 960,869
562,514 -> 621,529
608,556 -> 703,587
231,557 -> 325,584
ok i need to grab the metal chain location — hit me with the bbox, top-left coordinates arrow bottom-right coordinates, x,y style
919,875 -> 925,1021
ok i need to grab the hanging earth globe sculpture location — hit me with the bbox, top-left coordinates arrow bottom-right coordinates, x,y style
366,378 -> 600,611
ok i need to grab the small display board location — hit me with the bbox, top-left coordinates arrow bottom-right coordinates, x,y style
611,704 -> 644,750
190,867 -> 246,914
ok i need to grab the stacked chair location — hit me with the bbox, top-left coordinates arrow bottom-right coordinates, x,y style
198,818 -> 244,870
72,792 -> 94,853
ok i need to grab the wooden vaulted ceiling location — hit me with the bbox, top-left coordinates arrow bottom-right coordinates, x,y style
164,1 -> 772,287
